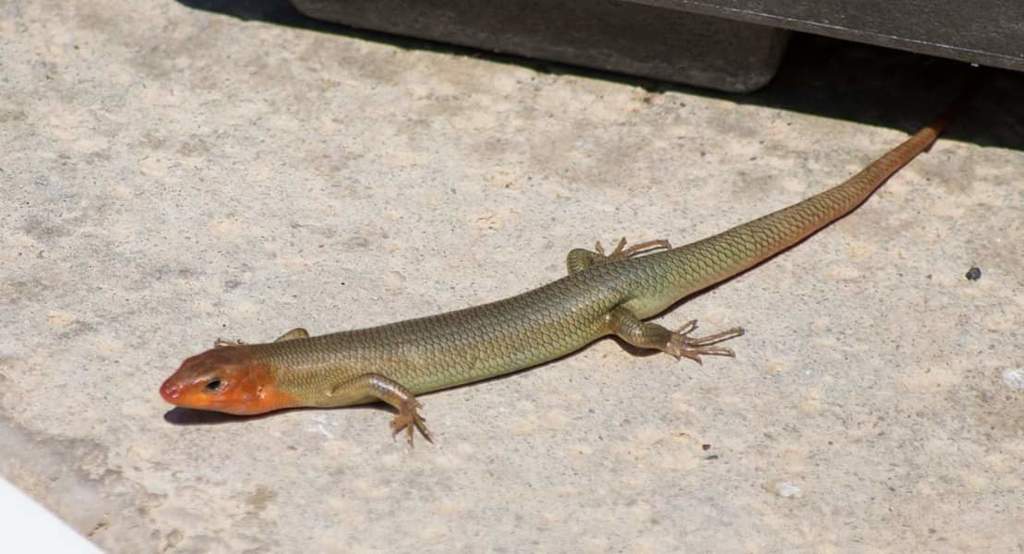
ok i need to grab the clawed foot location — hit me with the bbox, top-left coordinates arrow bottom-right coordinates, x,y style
595,237 -> 672,261
390,399 -> 433,447
665,320 -> 745,364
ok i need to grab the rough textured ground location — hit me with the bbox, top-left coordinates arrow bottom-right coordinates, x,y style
2,1 -> 1022,552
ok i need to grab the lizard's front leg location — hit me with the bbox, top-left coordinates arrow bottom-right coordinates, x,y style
606,306 -> 744,364
328,373 -> 432,446
566,237 -> 672,274
274,327 -> 309,342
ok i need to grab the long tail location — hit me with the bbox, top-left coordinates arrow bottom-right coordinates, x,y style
664,95 -> 962,293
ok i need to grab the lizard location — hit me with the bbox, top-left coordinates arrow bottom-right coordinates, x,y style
160,99 -> 957,445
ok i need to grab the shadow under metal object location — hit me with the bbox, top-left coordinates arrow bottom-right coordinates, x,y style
290,0 -> 1022,92
632,0 -> 1024,74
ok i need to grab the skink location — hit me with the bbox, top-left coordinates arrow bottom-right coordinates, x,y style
161,101 -> 956,444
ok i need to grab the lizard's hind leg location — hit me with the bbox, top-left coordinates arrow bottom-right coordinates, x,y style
606,307 -> 744,364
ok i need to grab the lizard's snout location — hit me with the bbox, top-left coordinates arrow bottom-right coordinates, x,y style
160,378 -> 183,402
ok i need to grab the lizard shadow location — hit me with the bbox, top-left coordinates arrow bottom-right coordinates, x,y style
163,403 -> 392,425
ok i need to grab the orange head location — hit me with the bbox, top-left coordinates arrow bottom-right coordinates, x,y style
159,346 -> 299,415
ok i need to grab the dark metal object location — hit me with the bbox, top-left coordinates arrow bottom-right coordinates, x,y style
290,0 -> 1021,92
289,0 -> 789,92
630,0 -> 1024,72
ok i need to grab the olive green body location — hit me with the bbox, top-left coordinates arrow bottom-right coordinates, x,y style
246,112 -> 949,408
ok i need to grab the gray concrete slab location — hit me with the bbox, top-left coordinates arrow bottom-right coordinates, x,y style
2,1 -> 1022,552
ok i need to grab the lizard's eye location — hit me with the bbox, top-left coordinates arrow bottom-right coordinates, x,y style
205,379 -> 224,392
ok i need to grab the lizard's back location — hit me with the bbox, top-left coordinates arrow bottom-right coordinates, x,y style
251,262 -> 640,396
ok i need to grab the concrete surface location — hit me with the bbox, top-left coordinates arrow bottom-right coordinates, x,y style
2,1 -> 1022,553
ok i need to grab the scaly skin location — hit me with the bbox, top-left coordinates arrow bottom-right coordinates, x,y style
161,105 -> 955,444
